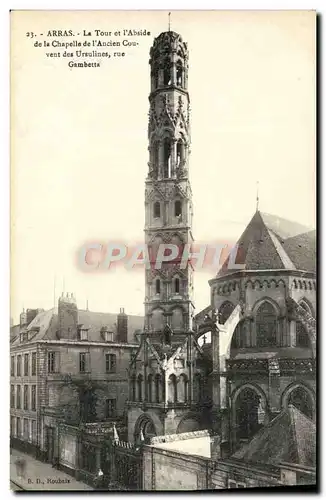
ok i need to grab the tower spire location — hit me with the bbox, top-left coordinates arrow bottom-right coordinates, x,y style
256,181 -> 260,212
168,12 -> 171,31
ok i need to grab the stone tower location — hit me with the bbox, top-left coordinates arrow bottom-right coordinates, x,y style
128,30 -> 210,443
145,30 -> 194,345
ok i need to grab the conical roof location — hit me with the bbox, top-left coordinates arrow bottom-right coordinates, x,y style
218,211 -> 315,277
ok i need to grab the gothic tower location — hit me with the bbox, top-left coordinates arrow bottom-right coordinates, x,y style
128,30 -> 210,443
145,31 -> 194,344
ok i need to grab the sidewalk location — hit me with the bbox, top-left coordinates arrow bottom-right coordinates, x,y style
10,448 -> 93,491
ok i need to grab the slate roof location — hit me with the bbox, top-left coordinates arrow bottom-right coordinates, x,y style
218,211 -> 316,277
10,308 -> 143,346
232,405 -> 316,467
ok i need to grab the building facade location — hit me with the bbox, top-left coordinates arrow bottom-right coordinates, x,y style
10,294 -> 141,480
194,210 -> 316,455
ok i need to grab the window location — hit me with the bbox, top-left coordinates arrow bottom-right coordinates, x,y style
80,329 -> 88,341
153,201 -> 161,218
16,385 -> 21,409
256,301 -> 277,347
32,420 -> 37,444
104,331 -> 114,342
148,375 -> 153,402
219,301 -> 235,325
296,322 -> 310,348
176,61 -> 183,86
11,356 -> 15,376
32,352 -> 36,375
79,353 -> 89,373
174,278 -> 180,294
106,353 -> 116,373
105,399 -> 116,418
16,417 -> 21,438
24,353 -> 29,376
11,416 -> 15,437
10,385 -> 15,408
137,374 -> 143,401
31,385 -> 36,411
163,59 -> 171,85
155,374 -> 161,403
17,355 -> 21,377
168,374 -> 177,403
23,418 -> 29,441
163,138 -> 172,178
47,352 -> 57,373
24,385 -> 28,410
155,279 -> 161,294
176,140 -> 184,167
175,200 -> 182,218
228,480 -> 247,489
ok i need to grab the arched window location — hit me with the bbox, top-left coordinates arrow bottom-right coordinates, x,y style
177,374 -> 188,403
154,374 -> 161,403
256,301 -> 277,347
153,66 -> 159,89
137,374 -> 143,402
300,300 -> 314,317
176,140 -> 184,167
152,309 -> 164,331
174,277 -> 180,294
153,201 -> 161,219
168,374 -> 177,403
218,301 -> 235,325
288,386 -> 314,419
163,59 -> 171,85
175,200 -> 182,218
176,61 -> 183,87
235,388 -> 262,441
148,374 -> 153,403
163,138 -> 172,178
155,279 -> 161,295
296,321 -> 310,348
171,307 -> 183,330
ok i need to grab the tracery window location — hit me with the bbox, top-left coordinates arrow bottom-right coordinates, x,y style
256,302 -> 277,347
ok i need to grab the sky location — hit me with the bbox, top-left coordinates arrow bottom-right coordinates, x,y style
11,10 -> 316,324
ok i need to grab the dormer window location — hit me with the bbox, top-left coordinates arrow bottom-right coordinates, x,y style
78,325 -> 89,341
80,329 -> 88,341
105,331 -> 114,342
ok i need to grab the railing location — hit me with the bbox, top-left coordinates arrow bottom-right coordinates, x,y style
227,359 -> 269,373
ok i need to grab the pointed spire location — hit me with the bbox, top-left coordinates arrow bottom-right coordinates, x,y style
168,12 -> 171,31
256,181 -> 260,212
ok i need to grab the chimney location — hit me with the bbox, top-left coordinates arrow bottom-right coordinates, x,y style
26,309 -> 39,326
117,308 -> 128,343
58,292 -> 78,340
